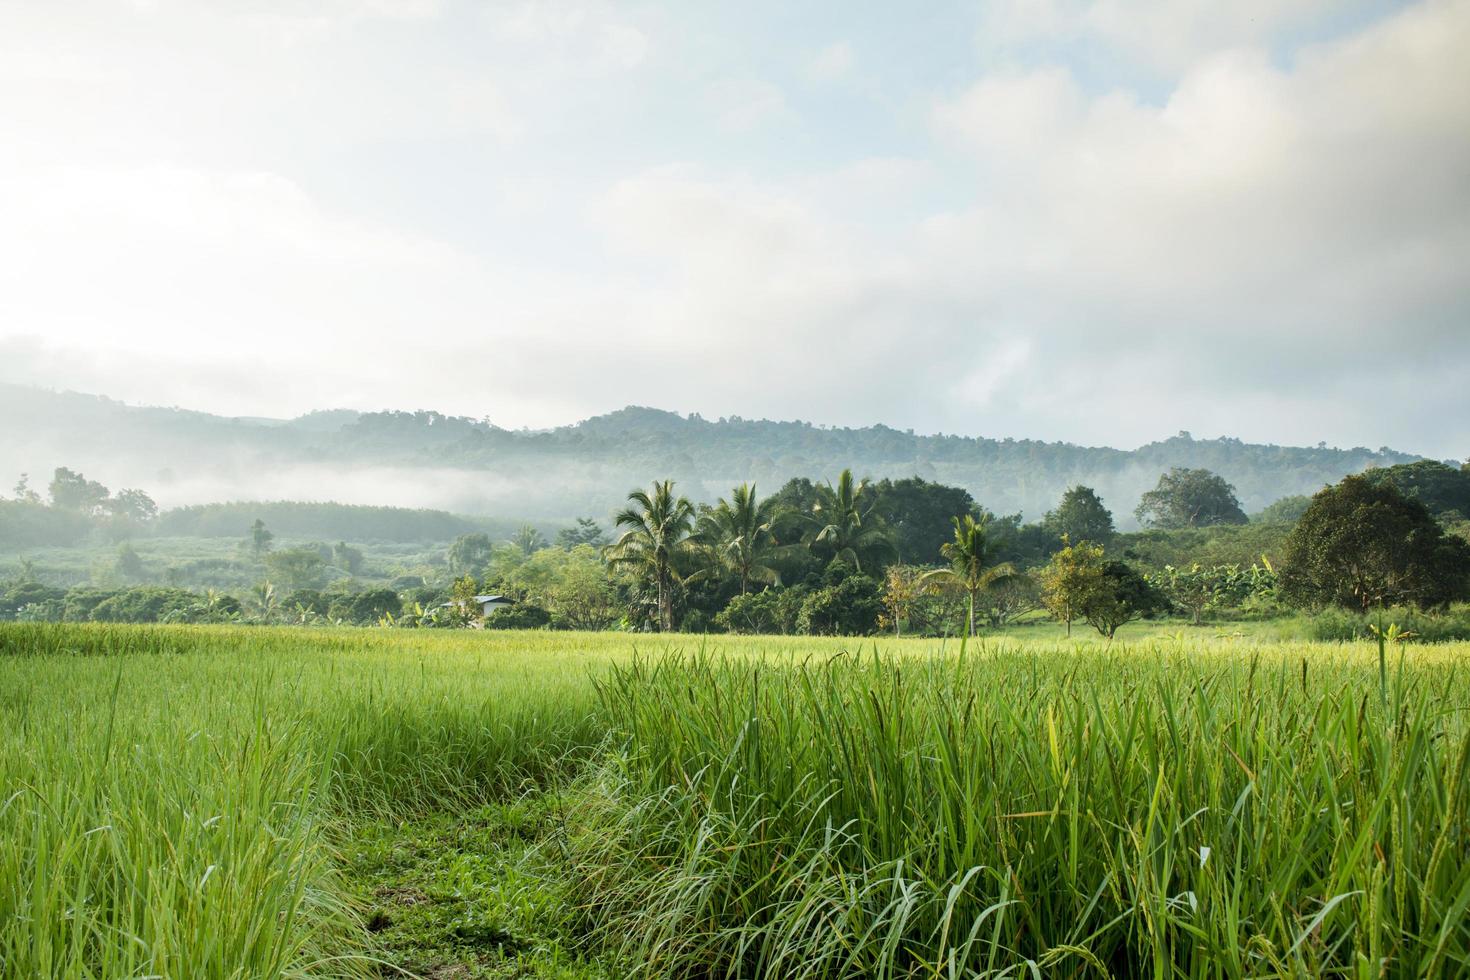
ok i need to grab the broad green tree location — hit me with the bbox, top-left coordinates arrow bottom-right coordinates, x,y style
543,545 -> 619,630
695,483 -> 785,595
1280,476 -> 1470,610
795,574 -> 883,636
871,477 -> 981,564
1043,485 -> 1115,543
11,473 -> 41,504
1135,468 -> 1248,529
249,518 -> 274,557
1253,495 -> 1311,525
48,467 -> 110,514
920,514 -> 1019,637
556,518 -> 608,550
451,574 -> 481,626
333,541 -> 364,575
1360,460 -> 1470,521
447,532 -> 493,577
264,547 -> 328,591
980,576 -> 1043,628
1038,538 -> 1106,637
606,480 -> 697,632
107,488 -> 158,524
1082,561 -> 1165,639
114,544 -> 145,582
510,524 -> 548,557
809,469 -> 895,573
1151,563 -> 1277,624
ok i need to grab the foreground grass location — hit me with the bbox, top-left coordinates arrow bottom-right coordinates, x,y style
0,625 -> 616,978
2,624 -> 1468,977
583,647 -> 1470,977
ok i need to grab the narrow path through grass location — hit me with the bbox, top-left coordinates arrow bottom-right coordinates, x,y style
338,796 -> 612,978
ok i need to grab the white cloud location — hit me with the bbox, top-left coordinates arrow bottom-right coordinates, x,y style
705,78 -> 791,133
0,0 -> 1466,462
807,40 -> 855,82
492,1 -> 650,72
977,0 -> 1350,74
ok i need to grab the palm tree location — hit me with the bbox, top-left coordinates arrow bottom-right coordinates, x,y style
510,524 -> 547,557
248,581 -> 280,623
695,483 -> 786,595
920,514 -> 1020,637
810,469 -> 895,572
605,480 -> 697,631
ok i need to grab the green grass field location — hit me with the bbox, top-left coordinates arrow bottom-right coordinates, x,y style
2,624 -> 1468,978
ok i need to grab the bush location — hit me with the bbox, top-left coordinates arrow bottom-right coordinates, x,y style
483,604 -> 552,630
1,582 -> 67,620
326,588 -> 402,625
1082,562 -> 1166,639
282,589 -> 329,616
797,575 -> 882,636
15,599 -> 64,622
716,587 -> 809,635
1306,605 -> 1470,643
90,588 -> 207,624
61,589 -> 122,622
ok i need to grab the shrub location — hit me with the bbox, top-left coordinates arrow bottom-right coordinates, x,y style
797,575 -> 882,636
1307,604 -> 1470,643
15,599 -> 64,622
327,588 -> 401,625
90,588 -> 206,624
715,586 -> 810,635
282,589 -> 329,616
61,589 -> 122,622
1081,561 -> 1166,639
1,582 -> 67,619
483,604 -> 552,630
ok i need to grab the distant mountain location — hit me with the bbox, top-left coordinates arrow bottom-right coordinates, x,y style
0,383 -> 1424,526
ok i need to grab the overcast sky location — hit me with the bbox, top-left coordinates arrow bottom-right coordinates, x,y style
1,0 -> 1466,457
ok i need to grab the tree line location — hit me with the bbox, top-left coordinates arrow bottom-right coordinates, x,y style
4,460 -> 1468,639
434,461 -> 1469,638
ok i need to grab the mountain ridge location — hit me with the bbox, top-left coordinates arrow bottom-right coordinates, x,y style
0,383 -> 1426,525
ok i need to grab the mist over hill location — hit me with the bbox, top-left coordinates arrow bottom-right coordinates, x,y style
0,384 -> 1423,527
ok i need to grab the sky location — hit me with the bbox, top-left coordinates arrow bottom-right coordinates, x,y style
0,0 -> 1467,458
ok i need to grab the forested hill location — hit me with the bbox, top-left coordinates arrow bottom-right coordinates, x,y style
0,384 -> 1424,525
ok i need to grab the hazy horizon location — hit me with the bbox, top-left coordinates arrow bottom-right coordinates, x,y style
8,379 -> 1457,459
2,1 -> 1467,458
0,381 -> 1426,528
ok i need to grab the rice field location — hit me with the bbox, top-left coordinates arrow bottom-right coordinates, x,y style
2,623 -> 1468,978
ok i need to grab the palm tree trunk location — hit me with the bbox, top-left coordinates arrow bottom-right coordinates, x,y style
967,590 -> 976,637
658,566 -> 673,631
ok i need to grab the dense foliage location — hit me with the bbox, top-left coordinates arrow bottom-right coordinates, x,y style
1042,484 -> 1116,542
157,500 -> 501,542
1280,475 -> 1470,610
1135,467 -> 1249,528
5,461 -> 1470,641
1360,459 -> 1470,520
